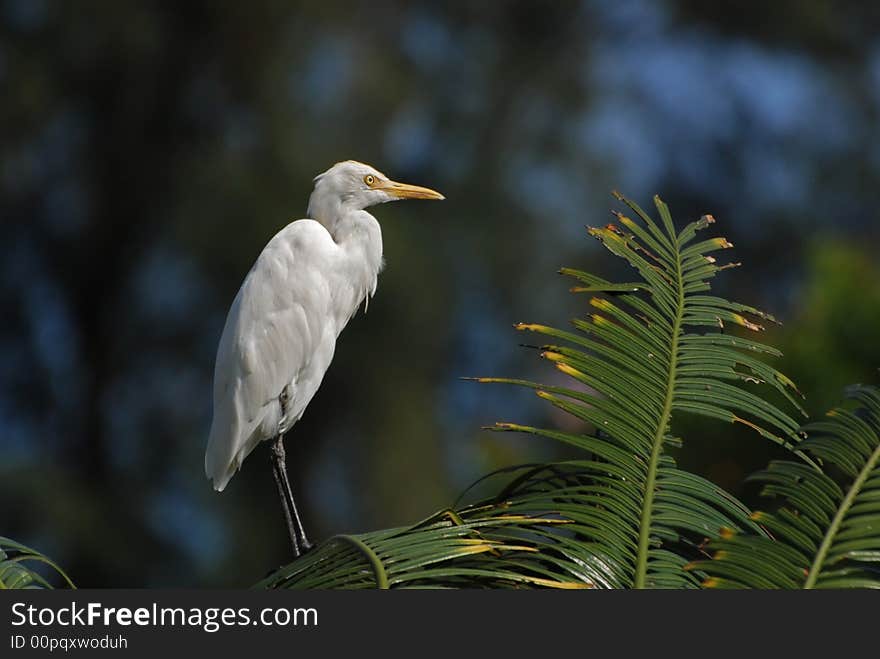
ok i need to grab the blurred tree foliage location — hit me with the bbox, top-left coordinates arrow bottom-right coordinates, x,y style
777,242 -> 880,416
1,0 -> 878,586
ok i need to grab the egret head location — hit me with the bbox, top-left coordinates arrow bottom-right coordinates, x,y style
307,160 -> 443,224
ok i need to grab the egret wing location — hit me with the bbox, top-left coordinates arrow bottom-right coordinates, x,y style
205,220 -> 340,491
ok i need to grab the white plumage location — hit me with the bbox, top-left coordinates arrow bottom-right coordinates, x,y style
205,161 -> 443,492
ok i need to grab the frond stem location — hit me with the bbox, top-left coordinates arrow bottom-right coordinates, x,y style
331,535 -> 389,589
633,216 -> 684,589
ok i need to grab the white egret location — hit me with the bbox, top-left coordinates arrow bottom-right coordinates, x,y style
205,160 -> 444,556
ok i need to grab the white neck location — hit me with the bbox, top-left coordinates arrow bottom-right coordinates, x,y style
311,203 -> 385,315
307,180 -> 386,317
306,191 -> 344,235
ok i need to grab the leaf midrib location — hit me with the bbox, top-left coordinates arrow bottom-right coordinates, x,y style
633,227 -> 684,589
803,439 -> 880,589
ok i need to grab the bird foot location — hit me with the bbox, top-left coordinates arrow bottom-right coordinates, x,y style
292,538 -> 314,558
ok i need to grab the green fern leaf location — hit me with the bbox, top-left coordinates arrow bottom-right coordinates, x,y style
695,385 -> 880,589
481,193 -> 806,588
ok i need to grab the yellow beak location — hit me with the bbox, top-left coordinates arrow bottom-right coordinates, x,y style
380,180 -> 445,201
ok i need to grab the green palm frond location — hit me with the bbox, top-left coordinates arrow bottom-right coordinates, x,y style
477,193 -> 807,588
260,462 -> 754,589
694,384 -> 880,589
258,488 -> 594,589
262,192 -> 804,590
0,537 -> 75,589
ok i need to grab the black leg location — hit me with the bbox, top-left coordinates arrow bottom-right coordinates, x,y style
270,434 -> 312,556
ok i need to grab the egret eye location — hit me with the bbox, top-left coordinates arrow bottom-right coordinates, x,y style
364,174 -> 375,186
